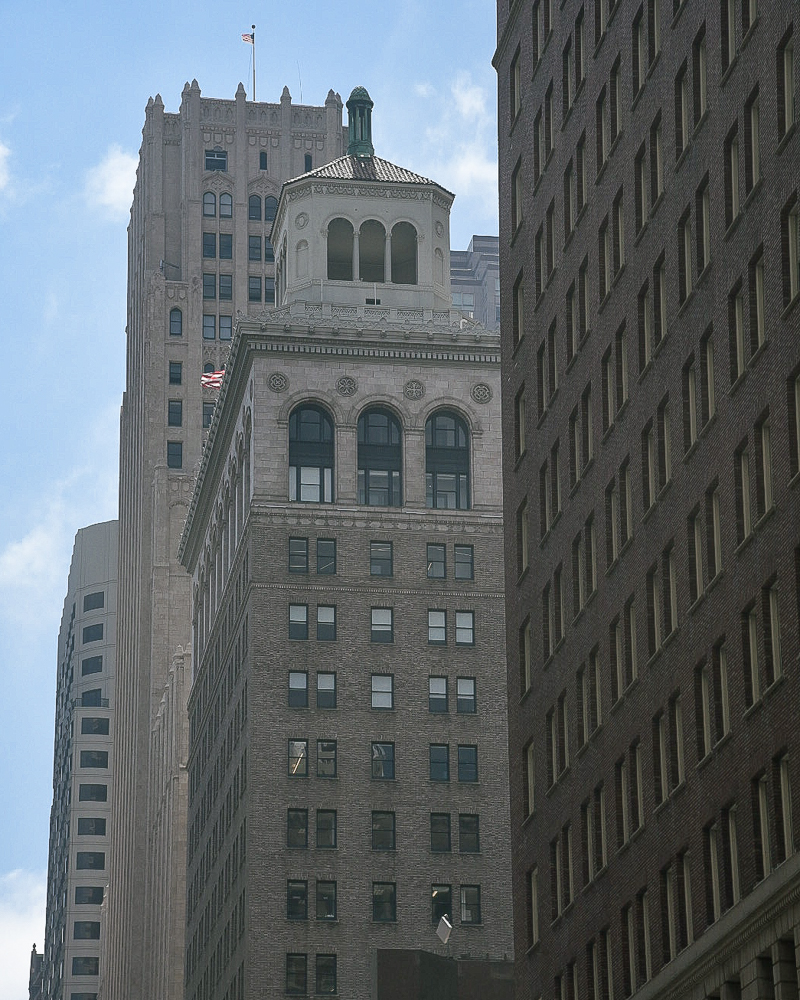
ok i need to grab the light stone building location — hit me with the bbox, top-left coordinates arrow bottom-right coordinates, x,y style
42,520 -> 118,1000
104,82 -> 347,1000
178,88 -> 513,1000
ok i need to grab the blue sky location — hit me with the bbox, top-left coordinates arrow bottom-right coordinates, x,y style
0,0 -> 498,992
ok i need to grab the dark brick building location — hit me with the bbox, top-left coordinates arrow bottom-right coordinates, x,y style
495,0 -> 800,997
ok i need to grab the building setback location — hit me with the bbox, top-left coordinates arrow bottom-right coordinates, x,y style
495,1 -> 800,999
42,520 -> 118,1000
105,82 -> 347,1000
450,235 -> 501,332
178,88 -> 514,1000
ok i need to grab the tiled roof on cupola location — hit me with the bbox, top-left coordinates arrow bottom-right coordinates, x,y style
301,155 -> 441,187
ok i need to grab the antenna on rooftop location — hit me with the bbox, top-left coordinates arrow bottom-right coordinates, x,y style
297,61 -> 303,103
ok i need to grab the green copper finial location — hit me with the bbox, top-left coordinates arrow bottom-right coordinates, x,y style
346,86 -> 374,157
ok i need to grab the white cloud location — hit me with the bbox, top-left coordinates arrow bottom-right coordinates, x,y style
84,145 -> 137,221
450,72 -> 490,123
0,869 -> 46,1000
414,82 -> 434,98
0,141 -> 10,193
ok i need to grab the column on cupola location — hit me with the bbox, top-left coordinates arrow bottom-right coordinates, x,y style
352,229 -> 360,282
384,230 -> 392,283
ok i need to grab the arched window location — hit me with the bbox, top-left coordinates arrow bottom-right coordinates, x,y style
327,218 -> 354,280
248,195 -> 262,221
264,196 -> 278,223
169,308 -> 183,337
219,193 -> 233,218
296,240 -> 309,278
203,192 -> 216,217
289,405 -> 334,503
391,222 -> 418,284
425,411 -> 470,509
203,362 -> 215,374
259,151 -> 268,170
359,220 -> 386,283
358,408 -> 402,506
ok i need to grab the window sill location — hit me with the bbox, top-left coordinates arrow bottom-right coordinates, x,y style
653,328 -> 668,359
514,449 -> 527,472
601,422 -> 614,445
705,568 -> 724,597
743,697 -> 762,721
721,52 -> 739,88
729,368 -> 747,397
569,477 -> 581,499
612,262 -> 626,288
598,289 -> 612,314
637,358 -> 653,384
632,83 -> 645,114
677,286 -> 695,318
693,110 -> 709,141
777,121 -> 797,157
683,439 -> 699,464
596,158 -> 609,186
657,478 -> 672,503
696,261 -> 712,289
511,334 -> 526,359
642,502 -> 656,525
763,672 -> 786,703
581,456 -> 595,479
654,797 -> 669,817
671,779 -> 687,801
735,531 -> 754,557
749,337 -> 768,370
687,591 -> 704,617
646,647 -> 662,671
605,555 -> 619,578
510,220 -> 525,247
699,410 -> 717,441
742,16 -> 759,50
714,729 -> 733,754
790,469 -> 800,491
724,210 -> 743,242
663,626 -> 679,650
743,177 -> 763,213
647,50 -> 661,80
526,941 -> 541,957
671,0 -> 687,28
675,144 -> 690,173
782,291 -> 800,322
754,504 -> 776,534
634,219 -> 648,247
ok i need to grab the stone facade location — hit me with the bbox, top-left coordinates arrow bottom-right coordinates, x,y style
495,0 -> 800,998
178,97 -> 514,999
42,520 -> 118,1000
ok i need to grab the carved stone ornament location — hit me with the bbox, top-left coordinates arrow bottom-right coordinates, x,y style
268,372 -> 288,392
295,211 -> 309,229
471,383 -> 492,404
336,375 -> 357,396
435,221 -> 444,237
404,379 -> 425,400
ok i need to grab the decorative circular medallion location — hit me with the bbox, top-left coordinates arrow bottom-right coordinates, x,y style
268,372 -> 288,392
435,221 -> 444,237
404,379 -> 425,400
295,211 -> 309,229
471,382 -> 492,404
336,375 -> 357,396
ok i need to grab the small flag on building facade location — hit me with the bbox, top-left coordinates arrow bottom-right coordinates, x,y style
201,370 -> 225,389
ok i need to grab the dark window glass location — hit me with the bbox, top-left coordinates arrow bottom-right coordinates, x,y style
81,717 -> 109,735
169,308 -> 182,336
317,672 -> 336,708
288,671 -> 308,707
219,274 -> 232,300
75,851 -> 105,870
316,881 -> 337,920
286,880 -> 308,919
219,315 -> 232,340
202,232 -> 216,258
371,607 -> 393,642
289,604 -> 308,639
305,153 -> 313,172
457,677 -> 476,714
372,742 -> 395,779
168,399 -> 182,426
75,886 -> 104,905
265,237 -> 275,262
459,814 -> 480,852
431,884 -> 452,924
72,957 -> 100,976
431,813 -> 451,852
259,151 -> 268,170
202,273 -> 216,299
289,406 -> 334,503
167,441 -> 182,468
427,543 -> 446,578
74,920 -> 101,940
81,689 -> 102,707
461,884 -> 482,923
429,744 -> 450,781
77,817 -> 106,836
202,192 -> 216,217
83,592 -> 104,612
219,193 -> 232,218
248,235 -> 262,261
205,149 -> 227,171
249,195 -> 262,220
81,656 -> 103,676
285,954 -> 307,995
358,409 -> 402,506
317,739 -> 337,777
169,362 -> 182,385
454,545 -> 474,579
372,811 -> 396,850
373,882 -> 397,921
219,233 -> 232,259
82,624 -> 103,643
425,411 -> 470,509
370,541 -> 393,576
80,750 -> 108,768
317,538 -> 336,573
203,402 -> 214,428
316,809 -> 337,847
289,538 -> 308,572
316,606 -> 336,641
202,314 -> 215,340
316,955 -> 336,996
288,739 -> 308,776
265,196 -> 278,222
287,809 -> 308,847
265,277 -> 275,304
458,745 -> 478,782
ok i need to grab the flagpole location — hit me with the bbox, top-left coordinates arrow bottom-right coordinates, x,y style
252,24 -> 256,101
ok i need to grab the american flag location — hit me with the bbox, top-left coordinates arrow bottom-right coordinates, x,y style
201,370 -> 225,389
241,32 -> 254,43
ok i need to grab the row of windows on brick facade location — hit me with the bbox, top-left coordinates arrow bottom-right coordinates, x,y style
286,740 -> 480,783
286,604 -> 475,646
525,757 -> 793,998
288,537 -> 475,580
287,670 -> 477,714
285,808 -> 480,853
283,879 -> 482,925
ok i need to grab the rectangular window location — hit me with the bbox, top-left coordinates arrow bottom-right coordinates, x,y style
202,231 -> 216,258
316,809 -> 337,848
635,144 -> 648,233
430,744 -> 450,781
459,813 -> 480,852
454,545 -> 474,579
370,541 -> 393,576
168,361 -> 182,385
248,275 -> 261,301
286,954 -> 307,994
653,254 -> 667,347
202,313 -> 216,340
427,543 -> 446,578
750,250 -> 765,351
428,675 -> 448,712
461,885 -> 481,924
82,623 -> 103,643
316,538 -> 336,574
289,604 -> 308,640
736,443 -> 752,541
511,47 -> 521,120
754,772 -> 771,878
288,671 -> 308,707
81,655 -> 103,676
778,29 -> 795,140
688,510 -> 703,604
745,87 -> 761,193
782,195 -> 800,306
373,882 -> 397,922
697,178 -> 710,273
512,272 -> 525,346
597,87 -> 608,174
675,63 -> 689,158
432,884 -> 452,925
77,817 -> 106,836
431,813 -> 451,851
650,113 -> 664,206
371,607 -> 393,642
75,851 -> 105,870
371,674 -> 393,710
248,234 -> 261,261
218,232 -> 232,259
372,811 -> 396,850
599,217 -> 611,299
764,580 -> 782,684
288,740 -> 308,776
528,868 -> 539,946
287,880 -> 308,920
202,401 -> 214,428
205,149 -> 227,171
371,742 -> 395,779
729,282 -> 746,380
458,745 -> 478,782
512,159 -> 523,232
317,672 -> 336,708
455,611 -> 475,645
316,605 -> 336,641
693,26 -> 707,124
725,125 -> 740,227
678,209 -> 692,303
81,717 -> 109,735
289,537 -> 308,573
75,886 -> 104,904
316,883 -> 337,922
633,9 -> 645,96
83,591 -> 104,612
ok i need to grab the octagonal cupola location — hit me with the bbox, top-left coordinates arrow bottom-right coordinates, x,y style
346,86 -> 374,157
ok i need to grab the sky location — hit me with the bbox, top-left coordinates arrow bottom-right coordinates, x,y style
0,1 -> 499,994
